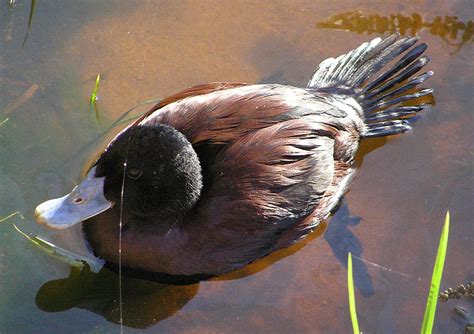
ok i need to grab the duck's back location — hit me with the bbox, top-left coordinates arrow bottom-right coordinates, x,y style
129,83 -> 361,274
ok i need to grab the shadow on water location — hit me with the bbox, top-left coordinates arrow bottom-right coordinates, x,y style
35,266 -> 199,329
322,136 -> 391,298
324,200 -> 374,297
316,11 -> 473,54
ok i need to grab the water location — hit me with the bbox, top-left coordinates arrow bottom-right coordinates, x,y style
0,1 -> 472,332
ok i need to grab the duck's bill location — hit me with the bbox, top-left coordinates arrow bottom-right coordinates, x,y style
34,167 -> 113,229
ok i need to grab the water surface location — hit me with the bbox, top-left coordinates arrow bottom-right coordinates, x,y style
0,1 -> 472,332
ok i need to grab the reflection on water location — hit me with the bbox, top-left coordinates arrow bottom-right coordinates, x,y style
35,222 -> 327,329
36,267 -> 199,329
316,11 -> 473,53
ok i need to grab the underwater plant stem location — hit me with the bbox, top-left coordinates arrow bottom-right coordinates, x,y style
4,83 -> 39,117
22,0 -> 36,48
13,224 -> 104,271
0,211 -> 22,223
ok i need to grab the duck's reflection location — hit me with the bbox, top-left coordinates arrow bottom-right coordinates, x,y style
35,266 -> 199,329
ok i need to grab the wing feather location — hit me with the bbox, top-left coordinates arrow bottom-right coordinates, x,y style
184,119 -> 337,272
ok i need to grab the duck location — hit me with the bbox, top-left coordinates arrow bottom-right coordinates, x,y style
35,34 -> 433,276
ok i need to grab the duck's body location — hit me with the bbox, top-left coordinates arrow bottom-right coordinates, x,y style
84,84 -> 362,275
35,34 -> 433,276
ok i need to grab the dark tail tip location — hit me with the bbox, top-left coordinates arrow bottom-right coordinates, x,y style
357,38 -> 433,138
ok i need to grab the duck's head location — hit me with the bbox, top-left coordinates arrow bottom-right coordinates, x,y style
35,124 -> 203,229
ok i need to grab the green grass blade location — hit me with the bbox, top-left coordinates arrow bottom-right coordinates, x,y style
22,0 -> 36,48
348,252 -> 360,334
89,73 -> 101,121
420,211 -> 450,334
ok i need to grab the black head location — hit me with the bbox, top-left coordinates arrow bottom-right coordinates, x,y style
94,123 -> 203,218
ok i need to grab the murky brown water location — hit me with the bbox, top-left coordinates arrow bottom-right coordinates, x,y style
0,1 -> 472,333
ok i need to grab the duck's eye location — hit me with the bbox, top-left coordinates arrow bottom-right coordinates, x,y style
127,168 -> 143,179
73,197 -> 84,204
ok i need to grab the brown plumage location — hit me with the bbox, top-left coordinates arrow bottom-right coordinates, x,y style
35,34 -> 433,277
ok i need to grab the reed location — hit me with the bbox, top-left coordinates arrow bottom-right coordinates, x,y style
347,212 -> 450,334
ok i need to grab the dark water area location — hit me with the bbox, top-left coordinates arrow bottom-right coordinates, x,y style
0,1 -> 472,333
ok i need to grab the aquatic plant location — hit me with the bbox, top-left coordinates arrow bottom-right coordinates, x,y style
89,73 -> 101,121
22,0 -> 36,48
0,211 -> 22,223
347,252 -> 360,334
439,282 -> 474,302
316,11 -> 473,53
421,211 -> 450,333
13,224 -> 103,272
348,211 -> 450,333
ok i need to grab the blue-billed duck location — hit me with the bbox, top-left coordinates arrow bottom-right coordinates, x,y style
35,34 -> 433,276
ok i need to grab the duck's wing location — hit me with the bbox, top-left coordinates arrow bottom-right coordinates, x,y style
133,82 -> 248,126
140,84 -> 358,144
185,119 -> 341,273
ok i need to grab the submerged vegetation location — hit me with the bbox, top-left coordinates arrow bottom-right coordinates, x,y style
439,280 -> 474,332
316,11 -> 473,53
0,118 -> 9,127
454,306 -> 474,333
348,212 -> 451,333
0,211 -> 23,223
22,0 -> 36,48
439,282 -> 474,301
13,224 -> 104,272
89,73 -> 101,122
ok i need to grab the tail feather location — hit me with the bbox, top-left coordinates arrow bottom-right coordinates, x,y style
307,33 -> 433,138
365,104 -> 430,123
366,71 -> 432,106
362,120 -> 411,138
307,36 -> 386,89
366,88 -> 433,112
361,42 -> 427,94
351,37 -> 419,88
363,60 -> 431,102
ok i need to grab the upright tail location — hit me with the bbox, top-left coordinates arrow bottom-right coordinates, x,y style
307,33 -> 433,138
